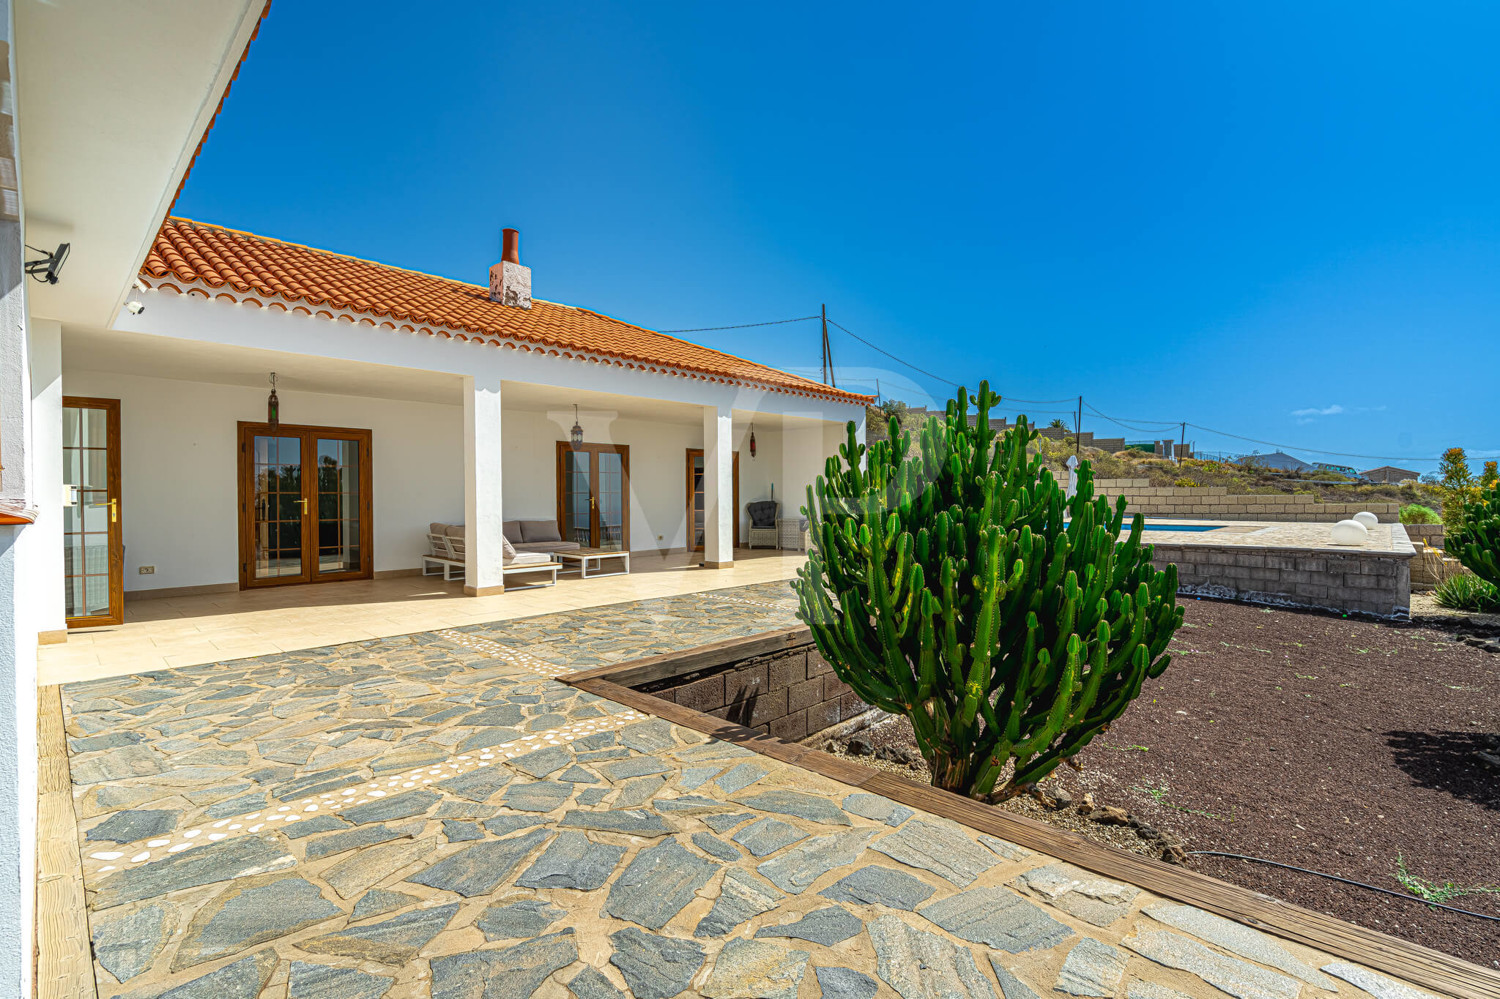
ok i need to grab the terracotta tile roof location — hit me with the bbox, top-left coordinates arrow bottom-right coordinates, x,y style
141,218 -> 871,406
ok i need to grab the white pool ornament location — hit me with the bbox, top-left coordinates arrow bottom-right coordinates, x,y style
1331,520 -> 1369,546
1352,511 -> 1379,530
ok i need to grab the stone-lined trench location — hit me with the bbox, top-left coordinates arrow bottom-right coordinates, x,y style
61,582 -> 1439,999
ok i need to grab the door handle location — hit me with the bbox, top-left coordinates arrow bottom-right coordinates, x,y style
109,498 -> 118,523
296,498 -> 309,515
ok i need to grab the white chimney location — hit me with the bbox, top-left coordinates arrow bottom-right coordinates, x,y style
489,228 -> 531,309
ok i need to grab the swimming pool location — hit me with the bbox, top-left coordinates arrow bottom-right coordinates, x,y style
1066,522 -> 1223,533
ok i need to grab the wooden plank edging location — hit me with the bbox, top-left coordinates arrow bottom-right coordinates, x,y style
563,639 -> 1500,999
35,684 -> 98,999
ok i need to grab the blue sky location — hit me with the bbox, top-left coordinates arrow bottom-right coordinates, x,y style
178,1 -> 1500,469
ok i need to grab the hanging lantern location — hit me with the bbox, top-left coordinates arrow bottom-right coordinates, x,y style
267,372 -> 279,430
749,423 -> 757,459
570,404 -> 584,449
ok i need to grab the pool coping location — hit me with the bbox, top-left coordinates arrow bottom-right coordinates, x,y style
564,627 -> 1499,999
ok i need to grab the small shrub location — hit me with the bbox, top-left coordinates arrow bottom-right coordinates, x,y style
794,383 -> 1184,802
1172,477 -> 1198,488
1433,573 -> 1500,613
1400,504 -> 1441,525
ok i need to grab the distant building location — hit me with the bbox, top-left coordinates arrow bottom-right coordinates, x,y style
1239,451 -> 1313,473
1363,465 -> 1420,484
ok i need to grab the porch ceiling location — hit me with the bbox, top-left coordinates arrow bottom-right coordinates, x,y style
18,0 -> 265,328
63,326 -> 846,426
62,326 -> 462,405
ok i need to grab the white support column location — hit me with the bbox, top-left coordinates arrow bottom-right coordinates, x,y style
28,318 -> 64,639
462,374 -> 505,595
703,403 -> 734,568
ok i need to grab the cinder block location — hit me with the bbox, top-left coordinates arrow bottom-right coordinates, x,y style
676,673 -> 726,713
788,677 -> 823,713
770,710 -> 808,742
808,698 -> 842,733
724,663 -> 768,704
807,651 -> 834,678
744,686 -> 788,727
838,690 -> 869,719
770,652 -> 807,689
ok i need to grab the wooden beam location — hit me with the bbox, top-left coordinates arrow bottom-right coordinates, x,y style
563,636 -> 1500,999
35,685 -> 97,999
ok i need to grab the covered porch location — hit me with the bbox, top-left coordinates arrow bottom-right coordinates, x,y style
44,321 -> 853,642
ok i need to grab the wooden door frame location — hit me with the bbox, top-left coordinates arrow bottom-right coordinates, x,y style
554,441 -> 631,550
237,422 -> 374,589
63,396 -> 124,628
686,448 -> 740,551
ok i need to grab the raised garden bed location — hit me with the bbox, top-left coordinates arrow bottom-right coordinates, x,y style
819,598 -> 1500,968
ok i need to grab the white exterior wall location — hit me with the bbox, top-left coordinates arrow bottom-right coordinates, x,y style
59,368 -> 854,592
0,1 -> 36,988
61,371 -> 466,593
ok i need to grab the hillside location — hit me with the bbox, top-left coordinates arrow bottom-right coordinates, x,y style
865,406 -> 1442,510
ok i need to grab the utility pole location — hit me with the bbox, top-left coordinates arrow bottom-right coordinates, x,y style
1076,395 -> 1083,461
1179,422 -> 1186,464
820,304 -> 836,388
875,378 -> 882,406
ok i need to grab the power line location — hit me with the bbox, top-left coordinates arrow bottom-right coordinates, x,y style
651,311 -> 1455,465
657,315 -> 820,333
824,318 -> 961,388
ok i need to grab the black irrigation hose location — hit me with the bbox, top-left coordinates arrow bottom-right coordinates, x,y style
1189,851 -> 1500,922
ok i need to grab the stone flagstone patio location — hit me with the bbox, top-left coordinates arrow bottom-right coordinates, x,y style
56,582 -> 1450,999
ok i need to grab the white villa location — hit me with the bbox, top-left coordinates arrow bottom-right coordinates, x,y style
0,3 -> 867,991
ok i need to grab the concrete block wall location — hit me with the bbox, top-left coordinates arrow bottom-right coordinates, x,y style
1403,523 -> 1445,549
641,643 -> 869,742
1157,543 -> 1411,619
1093,478 -> 1400,523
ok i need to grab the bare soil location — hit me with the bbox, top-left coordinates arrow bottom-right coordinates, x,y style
821,599 -> 1500,967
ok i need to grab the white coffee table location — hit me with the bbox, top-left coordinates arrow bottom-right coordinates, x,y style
557,548 -> 631,578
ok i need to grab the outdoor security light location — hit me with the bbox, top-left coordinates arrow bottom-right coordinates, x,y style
25,242 -> 70,284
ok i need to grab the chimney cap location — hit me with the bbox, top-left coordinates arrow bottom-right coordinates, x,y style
502,228 -> 520,265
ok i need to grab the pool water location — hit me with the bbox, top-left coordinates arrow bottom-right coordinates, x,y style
1067,522 -> 1223,533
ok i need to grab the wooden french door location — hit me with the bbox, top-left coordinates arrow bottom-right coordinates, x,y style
238,423 -> 373,588
556,442 -> 630,551
63,397 -> 124,627
686,448 -> 739,551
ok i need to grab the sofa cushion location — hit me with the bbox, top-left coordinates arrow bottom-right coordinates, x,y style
429,522 -> 452,538
503,520 -> 524,544
514,540 -> 581,554
501,535 -> 517,560
445,524 -> 466,539
505,551 -> 553,567
520,519 -> 562,542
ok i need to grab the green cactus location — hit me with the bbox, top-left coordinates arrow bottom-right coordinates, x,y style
792,382 -> 1184,801
1448,476 -> 1500,589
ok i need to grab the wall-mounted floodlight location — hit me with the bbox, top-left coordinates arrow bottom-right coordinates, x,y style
25,242 -> 69,284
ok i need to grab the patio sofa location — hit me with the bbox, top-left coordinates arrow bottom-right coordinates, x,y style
424,520 -> 579,586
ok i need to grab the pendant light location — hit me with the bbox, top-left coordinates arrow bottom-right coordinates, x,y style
570,404 -> 584,449
267,372 -> 280,430
749,422 -> 757,459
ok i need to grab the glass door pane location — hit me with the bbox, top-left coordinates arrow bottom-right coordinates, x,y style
596,452 -> 625,551
63,400 -> 119,622
251,435 -> 305,581
314,438 -> 362,576
561,450 -> 592,546
691,455 -> 706,551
